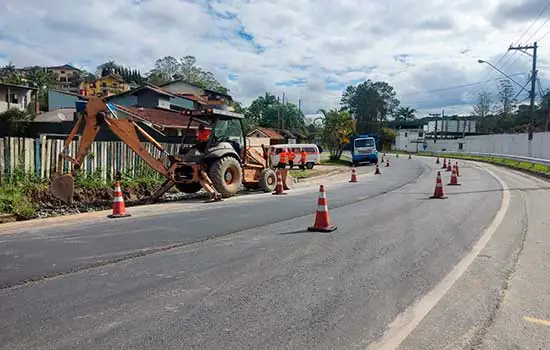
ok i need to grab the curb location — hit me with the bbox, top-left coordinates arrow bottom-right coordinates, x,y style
0,166 -> 353,231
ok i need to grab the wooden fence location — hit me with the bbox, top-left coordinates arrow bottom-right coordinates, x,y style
0,136 -> 183,182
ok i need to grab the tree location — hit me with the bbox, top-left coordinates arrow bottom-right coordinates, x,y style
497,79 -> 516,117
0,63 -> 22,85
0,108 -> 34,136
97,61 -> 117,77
319,109 -> 356,160
25,66 -> 57,111
244,93 -> 306,133
379,127 -> 397,150
341,80 -> 400,133
472,91 -> 492,118
395,106 -> 416,121
147,55 -> 228,94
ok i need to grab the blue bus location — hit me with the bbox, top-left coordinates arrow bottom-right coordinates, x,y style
350,134 -> 379,166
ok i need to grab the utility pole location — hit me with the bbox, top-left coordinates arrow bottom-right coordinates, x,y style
277,96 -> 281,129
508,42 -> 537,156
281,93 -> 285,130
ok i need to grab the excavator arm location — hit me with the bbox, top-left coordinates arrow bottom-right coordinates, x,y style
50,98 -> 179,204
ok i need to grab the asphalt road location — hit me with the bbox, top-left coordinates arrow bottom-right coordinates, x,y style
0,156 -> 511,349
0,160 -> 421,289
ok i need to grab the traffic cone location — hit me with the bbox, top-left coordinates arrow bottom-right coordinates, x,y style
429,171 -> 447,199
446,160 -> 452,172
455,161 -> 460,177
272,170 -> 287,195
442,158 -> 447,169
408,154 -> 412,159
308,185 -> 337,232
108,181 -> 131,218
349,167 -> 358,183
381,156 -> 384,163
436,156 -> 440,164
386,158 -> 391,167
375,164 -> 381,175
448,166 -> 460,186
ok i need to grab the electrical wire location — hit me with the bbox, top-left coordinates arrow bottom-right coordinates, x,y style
474,2 -> 550,94
398,72 -> 527,97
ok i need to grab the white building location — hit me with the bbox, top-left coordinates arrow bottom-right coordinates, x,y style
425,119 -> 477,134
394,128 -> 427,152
0,83 -> 37,113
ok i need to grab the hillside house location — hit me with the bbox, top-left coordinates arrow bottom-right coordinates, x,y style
79,74 -> 129,97
18,64 -> 81,93
159,79 -> 234,110
0,83 -> 38,113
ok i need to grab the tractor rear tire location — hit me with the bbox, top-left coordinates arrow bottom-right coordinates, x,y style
209,156 -> 243,198
258,168 -> 277,192
175,182 -> 202,194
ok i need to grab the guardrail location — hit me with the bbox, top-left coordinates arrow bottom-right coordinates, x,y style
432,151 -> 550,171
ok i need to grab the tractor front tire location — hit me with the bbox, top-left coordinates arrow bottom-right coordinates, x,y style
258,168 -> 277,192
209,156 -> 243,198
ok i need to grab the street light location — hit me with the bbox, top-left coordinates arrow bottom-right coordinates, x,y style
477,59 -> 526,91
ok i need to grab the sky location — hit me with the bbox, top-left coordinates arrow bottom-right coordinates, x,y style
1,0 -> 550,119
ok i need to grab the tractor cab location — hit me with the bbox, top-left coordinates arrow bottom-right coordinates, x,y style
178,108 -> 246,163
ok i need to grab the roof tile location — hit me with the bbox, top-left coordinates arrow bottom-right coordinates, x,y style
115,105 -> 200,129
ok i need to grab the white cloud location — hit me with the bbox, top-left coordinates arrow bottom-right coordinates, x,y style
0,0 -> 549,115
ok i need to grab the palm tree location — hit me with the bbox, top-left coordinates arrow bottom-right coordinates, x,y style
396,106 -> 417,121
0,63 -> 22,84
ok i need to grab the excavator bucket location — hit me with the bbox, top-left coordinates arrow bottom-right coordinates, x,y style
50,173 -> 75,205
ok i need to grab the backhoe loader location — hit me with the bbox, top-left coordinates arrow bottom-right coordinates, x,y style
49,97 -> 286,205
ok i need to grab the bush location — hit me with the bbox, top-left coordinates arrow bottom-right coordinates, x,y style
0,184 -> 37,219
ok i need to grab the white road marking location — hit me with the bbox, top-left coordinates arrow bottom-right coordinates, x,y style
365,163 -> 511,350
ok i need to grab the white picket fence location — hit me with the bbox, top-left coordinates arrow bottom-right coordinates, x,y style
0,136 -> 183,181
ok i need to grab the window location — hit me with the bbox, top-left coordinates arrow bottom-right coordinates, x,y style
10,93 -> 18,104
458,143 -> 464,150
213,119 -> 244,150
304,147 -> 316,152
60,70 -> 66,74
354,138 -> 375,147
405,132 -> 408,138
418,132 -> 423,137
101,82 -> 107,88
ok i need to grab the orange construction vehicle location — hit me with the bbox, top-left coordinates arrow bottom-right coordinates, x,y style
50,97 -> 288,205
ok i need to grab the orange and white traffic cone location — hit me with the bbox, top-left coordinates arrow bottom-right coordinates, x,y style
442,158 -> 447,169
108,181 -> 131,218
436,156 -> 440,164
429,171 -> 447,199
349,167 -> 358,183
448,166 -> 460,186
307,185 -> 337,232
386,158 -> 391,167
375,164 -> 381,175
272,170 -> 287,195
446,160 -> 452,172
455,161 -> 460,177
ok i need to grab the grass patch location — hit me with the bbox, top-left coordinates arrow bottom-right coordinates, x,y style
289,167 -> 341,179
419,152 -> 550,176
321,158 -> 351,166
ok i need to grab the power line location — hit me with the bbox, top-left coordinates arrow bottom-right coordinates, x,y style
399,72 -> 527,97
474,2 -> 550,94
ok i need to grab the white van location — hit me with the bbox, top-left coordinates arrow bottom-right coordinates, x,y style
269,144 -> 321,169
